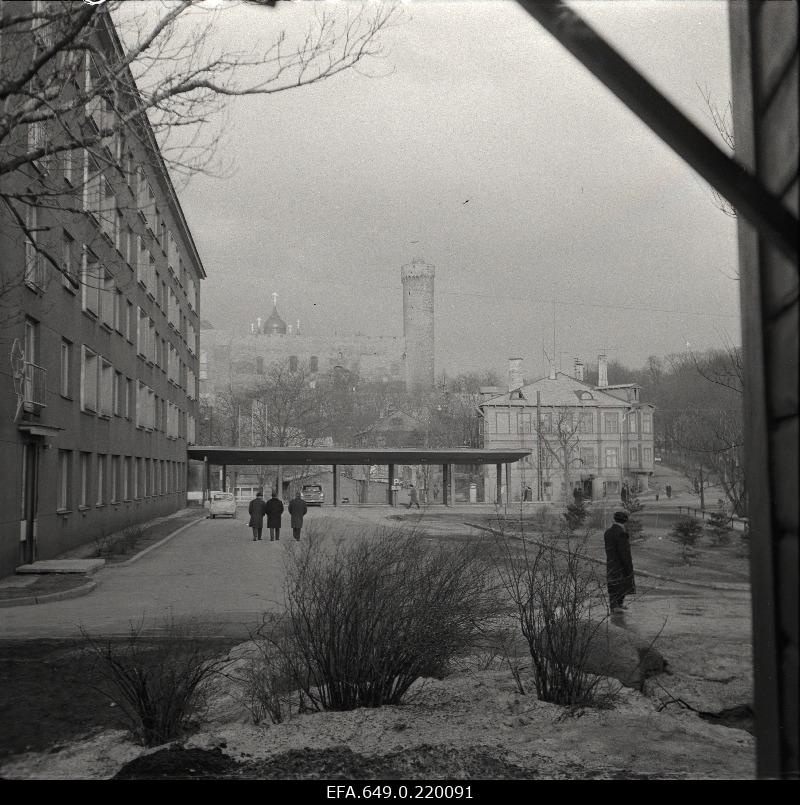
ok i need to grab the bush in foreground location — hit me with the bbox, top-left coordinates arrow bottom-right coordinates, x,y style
243,526 -> 500,719
80,617 -> 229,746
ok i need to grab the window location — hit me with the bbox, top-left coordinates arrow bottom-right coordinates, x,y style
605,447 -> 618,469
99,358 -> 113,416
519,412 -> 532,433
137,307 -> 148,357
100,177 -> 116,241
538,412 -> 552,433
113,370 -> 123,416
114,209 -> 123,252
28,120 -> 49,172
24,207 -> 45,290
114,289 -> 124,333
63,149 -> 74,185
125,377 -> 133,419
81,248 -> 101,316
643,448 -> 653,463
111,455 -> 120,503
57,450 -> 71,511
126,300 -> 134,342
79,452 -> 90,508
642,413 -> 652,434
81,346 -> 98,412
630,447 -> 638,464
123,456 -> 131,500
495,411 -> 510,434
126,226 -> 135,268
83,151 -> 102,221
579,447 -> 595,468
60,339 -> 71,397
62,231 -> 77,291
578,411 -> 594,433
603,412 -> 619,434
99,270 -> 115,329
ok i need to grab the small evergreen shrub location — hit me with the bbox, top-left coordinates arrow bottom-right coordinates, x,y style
671,517 -> 704,563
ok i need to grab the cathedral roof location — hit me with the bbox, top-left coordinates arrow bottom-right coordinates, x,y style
264,295 -> 287,335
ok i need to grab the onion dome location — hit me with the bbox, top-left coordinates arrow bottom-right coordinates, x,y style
264,292 -> 287,335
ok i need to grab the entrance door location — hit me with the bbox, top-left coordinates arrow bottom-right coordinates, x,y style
21,442 -> 39,565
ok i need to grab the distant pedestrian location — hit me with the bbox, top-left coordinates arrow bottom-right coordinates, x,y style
407,485 -> 420,509
265,490 -> 284,541
666,484 -> 672,499
288,491 -> 308,541
604,511 -> 636,614
247,491 -> 268,542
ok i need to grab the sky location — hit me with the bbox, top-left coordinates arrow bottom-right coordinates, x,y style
170,0 -> 741,381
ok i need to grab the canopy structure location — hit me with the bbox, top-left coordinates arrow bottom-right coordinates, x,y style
187,446 -> 530,507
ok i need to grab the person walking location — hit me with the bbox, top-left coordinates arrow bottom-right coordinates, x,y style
265,490 -> 284,541
604,510 -> 636,614
407,485 -> 420,509
288,491 -> 308,541
247,491 -> 268,542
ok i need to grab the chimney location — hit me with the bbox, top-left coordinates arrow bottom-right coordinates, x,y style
508,357 -> 523,393
574,358 -> 584,382
296,319 -> 301,335
256,317 -> 262,333
598,354 -> 608,388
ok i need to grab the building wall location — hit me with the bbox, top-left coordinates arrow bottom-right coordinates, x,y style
0,8 -> 203,578
401,258 -> 435,392
480,397 -> 655,504
200,327 -> 403,398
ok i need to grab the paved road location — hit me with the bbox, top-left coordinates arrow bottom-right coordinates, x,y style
0,503 -> 752,656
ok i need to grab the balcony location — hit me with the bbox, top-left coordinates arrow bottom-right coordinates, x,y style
23,362 -> 47,412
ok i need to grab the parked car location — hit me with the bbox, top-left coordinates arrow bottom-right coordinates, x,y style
208,491 -> 237,518
300,484 -> 324,506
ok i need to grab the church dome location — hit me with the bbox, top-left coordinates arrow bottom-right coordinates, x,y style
264,293 -> 287,335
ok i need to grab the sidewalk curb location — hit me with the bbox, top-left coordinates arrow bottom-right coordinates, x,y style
0,579 -> 97,608
108,517 -> 206,568
0,517 -> 204,607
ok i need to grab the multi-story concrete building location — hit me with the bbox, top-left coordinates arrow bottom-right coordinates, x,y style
479,355 -> 655,504
0,5 -> 204,578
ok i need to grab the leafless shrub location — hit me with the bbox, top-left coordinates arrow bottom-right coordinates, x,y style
80,617 -> 230,747
251,526 -> 501,714
93,531 -> 115,559
493,527 -> 615,708
120,525 -> 144,554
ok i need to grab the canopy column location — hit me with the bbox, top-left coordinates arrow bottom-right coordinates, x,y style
496,463 -> 503,505
387,463 -> 395,506
448,464 -> 455,507
332,464 -> 339,507
203,455 -> 210,504
221,464 -> 227,492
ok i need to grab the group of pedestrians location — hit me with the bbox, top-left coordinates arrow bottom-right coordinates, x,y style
247,490 -> 308,542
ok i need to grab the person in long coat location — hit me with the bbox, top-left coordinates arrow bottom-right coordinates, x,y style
604,510 -> 636,613
265,490 -> 285,541
288,491 -> 308,541
247,491 -> 268,541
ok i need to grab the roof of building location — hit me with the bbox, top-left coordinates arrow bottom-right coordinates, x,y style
355,411 -> 425,437
479,372 -> 635,408
263,303 -> 287,335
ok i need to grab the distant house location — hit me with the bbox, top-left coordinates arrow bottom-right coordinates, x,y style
478,356 -> 655,504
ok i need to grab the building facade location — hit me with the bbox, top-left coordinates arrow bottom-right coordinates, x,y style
0,5 -> 204,577
479,356 -> 655,504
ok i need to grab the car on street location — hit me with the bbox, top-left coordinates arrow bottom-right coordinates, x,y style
208,491 -> 237,518
300,484 -> 324,506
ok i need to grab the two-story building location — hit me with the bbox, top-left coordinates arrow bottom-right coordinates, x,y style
478,356 -> 655,504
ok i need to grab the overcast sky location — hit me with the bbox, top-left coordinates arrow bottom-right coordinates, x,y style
174,0 -> 740,381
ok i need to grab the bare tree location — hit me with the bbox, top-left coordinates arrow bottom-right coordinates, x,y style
697,83 -> 737,219
533,405 -> 583,505
0,0 -> 401,313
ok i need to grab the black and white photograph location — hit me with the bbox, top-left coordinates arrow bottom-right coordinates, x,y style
0,0 -> 797,783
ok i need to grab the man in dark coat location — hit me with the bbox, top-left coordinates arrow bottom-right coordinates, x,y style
288,491 -> 308,541
604,510 -> 635,613
265,490 -> 285,541
248,491 -> 268,542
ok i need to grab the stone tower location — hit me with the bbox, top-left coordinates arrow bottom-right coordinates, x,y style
401,257 -> 435,392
